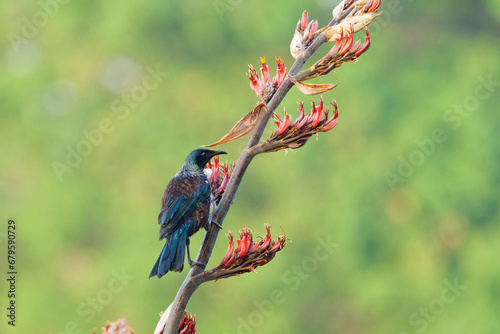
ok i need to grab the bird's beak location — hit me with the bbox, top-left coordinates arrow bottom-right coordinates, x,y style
213,150 -> 227,156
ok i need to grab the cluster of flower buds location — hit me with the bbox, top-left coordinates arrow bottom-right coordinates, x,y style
287,0 -> 379,80
332,0 -> 381,21
258,97 -> 338,153
205,156 -> 236,205
247,57 -> 286,101
93,318 -> 134,334
325,0 -> 380,44
178,312 -> 196,334
155,311 -> 196,334
290,10 -> 319,59
302,28 -> 371,80
205,224 -> 286,280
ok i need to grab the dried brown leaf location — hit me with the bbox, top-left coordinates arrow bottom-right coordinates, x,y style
203,104 -> 268,147
290,77 -> 338,95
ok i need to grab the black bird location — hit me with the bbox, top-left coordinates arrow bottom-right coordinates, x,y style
149,149 -> 227,278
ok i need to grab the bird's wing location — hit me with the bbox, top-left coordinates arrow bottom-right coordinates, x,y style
157,175 -> 210,239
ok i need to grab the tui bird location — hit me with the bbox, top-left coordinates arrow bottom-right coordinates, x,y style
149,149 -> 227,278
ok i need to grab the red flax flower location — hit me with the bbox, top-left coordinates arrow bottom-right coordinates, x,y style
247,57 -> 287,100
332,0 -> 381,23
93,318 -> 134,334
195,224 -> 286,281
205,157 -> 236,205
178,312 -> 196,334
257,97 -> 339,153
217,224 -> 286,274
155,311 -> 196,334
290,10 -> 319,59
302,28 -> 371,80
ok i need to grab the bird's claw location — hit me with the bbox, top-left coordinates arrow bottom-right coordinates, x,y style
186,238 -> 205,268
207,212 -> 223,230
188,259 -> 205,268
211,219 -> 222,229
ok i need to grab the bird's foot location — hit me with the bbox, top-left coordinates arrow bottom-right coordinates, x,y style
186,238 -> 206,269
207,213 -> 223,230
188,259 -> 206,268
211,219 -> 222,229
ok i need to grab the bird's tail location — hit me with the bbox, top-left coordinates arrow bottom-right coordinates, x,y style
149,227 -> 188,278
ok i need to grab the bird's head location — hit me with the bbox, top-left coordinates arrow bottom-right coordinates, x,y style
186,149 -> 227,170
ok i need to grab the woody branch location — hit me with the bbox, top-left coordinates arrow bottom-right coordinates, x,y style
161,1 -> 381,332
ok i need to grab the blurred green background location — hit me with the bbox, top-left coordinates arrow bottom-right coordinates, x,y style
1,0 -> 499,333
